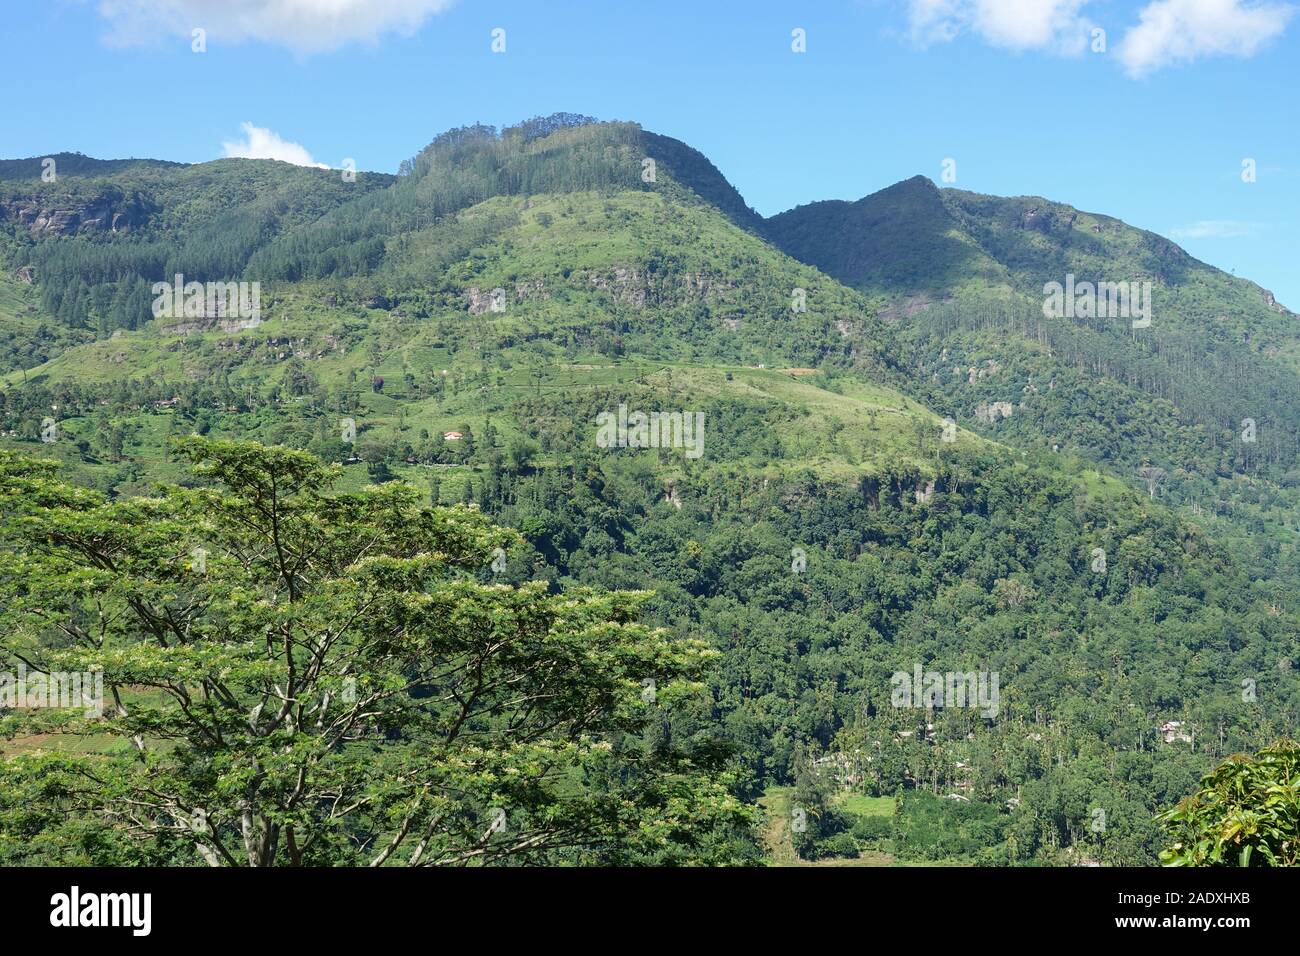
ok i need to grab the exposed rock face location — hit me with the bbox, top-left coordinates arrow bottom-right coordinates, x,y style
682,272 -> 725,297
1017,206 -> 1077,236
1260,288 -> 1295,316
514,278 -> 546,301
1018,207 -> 1053,233
664,483 -> 683,509
974,401 -> 1015,424
587,267 -> 647,309
965,359 -> 1001,383
463,287 -> 504,314
163,315 -> 263,335
604,266 -> 734,308
879,294 -> 935,322
0,191 -> 152,236
913,479 -> 936,504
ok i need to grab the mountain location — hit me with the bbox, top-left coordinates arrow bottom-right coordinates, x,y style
0,152 -> 184,182
766,173 -> 1294,322
766,173 -> 1300,587
764,175 -> 1011,303
1,115 -> 1297,866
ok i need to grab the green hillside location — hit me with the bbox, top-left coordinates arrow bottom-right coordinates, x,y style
764,175 -> 1012,303
765,173 -> 1300,600
2,116 -> 1297,867
0,152 -> 184,182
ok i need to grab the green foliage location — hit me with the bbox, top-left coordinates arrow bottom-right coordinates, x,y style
764,176 -> 1009,297
1,158 -> 391,334
788,751 -> 848,859
3,116 -> 1299,866
0,439 -> 753,865
1156,739 -> 1300,867
892,792 -> 1006,862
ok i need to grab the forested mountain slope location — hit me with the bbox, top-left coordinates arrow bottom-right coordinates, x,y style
766,173 -> 1300,596
764,175 -> 1012,301
1,115 -> 1296,865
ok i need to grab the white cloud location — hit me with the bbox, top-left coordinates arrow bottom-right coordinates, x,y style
1116,0 -> 1294,77
222,123 -> 329,168
96,0 -> 457,54
1167,219 -> 1258,239
906,0 -> 1096,55
907,0 -> 968,44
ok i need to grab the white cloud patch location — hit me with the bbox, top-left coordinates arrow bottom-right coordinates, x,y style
1116,0 -> 1294,77
1167,219 -> 1258,239
222,123 -> 329,168
906,0 -> 1096,54
907,0 -> 968,44
96,0 -> 457,54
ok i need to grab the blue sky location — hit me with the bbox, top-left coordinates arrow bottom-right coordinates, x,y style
6,0 -> 1298,305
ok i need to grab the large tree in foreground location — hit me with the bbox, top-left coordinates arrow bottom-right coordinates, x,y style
0,439 -> 751,866
1157,739 -> 1300,867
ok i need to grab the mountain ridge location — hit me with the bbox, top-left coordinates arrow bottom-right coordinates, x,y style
8,139 -> 1288,319
4,116 -> 1299,496
2,114 -> 1299,867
